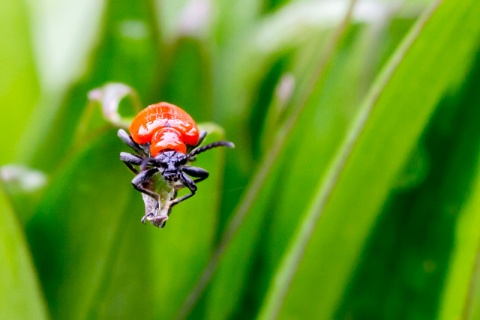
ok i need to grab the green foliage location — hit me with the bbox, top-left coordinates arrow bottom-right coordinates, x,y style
0,190 -> 48,319
1,0 -> 480,319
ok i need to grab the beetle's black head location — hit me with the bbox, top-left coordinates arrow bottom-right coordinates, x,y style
155,150 -> 187,182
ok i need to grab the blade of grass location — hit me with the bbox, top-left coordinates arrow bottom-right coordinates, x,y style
245,18 -> 409,319
176,1 -> 357,318
260,0 -> 480,318
0,187 -> 48,319
149,125 -> 229,319
336,47 -> 480,318
465,244 -> 480,320
463,247 -> 480,320
439,153 -> 480,319
258,2 -> 441,317
0,0 -> 39,164
85,193 -> 155,319
20,0 -> 161,172
26,131 -> 139,320
214,0 -> 366,222
26,0 -> 104,92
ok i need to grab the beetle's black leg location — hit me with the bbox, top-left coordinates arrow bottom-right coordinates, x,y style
118,129 -> 145,155
168,172 -> 197,208
198,130 -> 207,146
120,152 -> 143,174
131,168 -> 160,200
182,166 -> 209,184
166,166 -> 208,209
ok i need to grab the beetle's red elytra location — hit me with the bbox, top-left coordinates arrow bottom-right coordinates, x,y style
129,102 -> 200,155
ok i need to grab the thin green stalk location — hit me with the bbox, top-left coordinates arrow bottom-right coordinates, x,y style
176,1 -> 358,318
258,1 -> 442,319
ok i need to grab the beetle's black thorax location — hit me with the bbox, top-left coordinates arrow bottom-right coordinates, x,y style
155,150 -> 187,182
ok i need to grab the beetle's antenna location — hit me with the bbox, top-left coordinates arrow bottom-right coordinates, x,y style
187,141 -> 234,158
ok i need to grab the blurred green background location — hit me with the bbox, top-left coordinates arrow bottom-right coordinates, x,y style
1,0 -> 480,319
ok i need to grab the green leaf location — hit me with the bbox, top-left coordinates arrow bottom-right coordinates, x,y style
436,59 -> 480,319
150,124 -> 228,319
180,3 -> 361,318
84,194 -> 156,319
246,21 -> 407,319
26,131 -> 143,320
19,0 -> 160,172
0,0 -> 39,164
26,122 -> 229,319
0,187 -> 48,319
439,154 -> 480,320
159,37 -> 214,123
337,45 -> 480,318
261,0 -> 480,318
26,0 -> 104,92
8,0 -> 480,317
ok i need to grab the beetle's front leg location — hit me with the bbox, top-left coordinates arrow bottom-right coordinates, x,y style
131,168 -> 160,201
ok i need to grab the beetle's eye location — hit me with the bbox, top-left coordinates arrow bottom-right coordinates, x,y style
176,156 -> 187,165
155,158 -> 168,167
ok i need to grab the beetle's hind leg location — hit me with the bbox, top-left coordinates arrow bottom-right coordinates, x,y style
131,168 -> 160,201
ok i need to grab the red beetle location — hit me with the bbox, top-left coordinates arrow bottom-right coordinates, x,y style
118,102 -> 233,227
